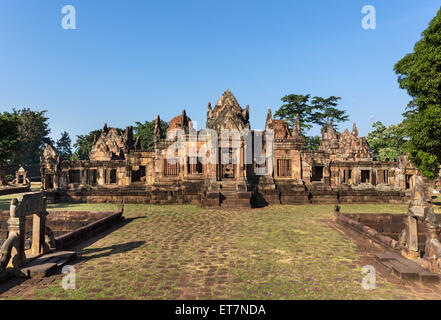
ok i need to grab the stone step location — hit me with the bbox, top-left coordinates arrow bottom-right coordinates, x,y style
220,200 -> 251,209
374,253 -> 440,284
19,251 -> 77,278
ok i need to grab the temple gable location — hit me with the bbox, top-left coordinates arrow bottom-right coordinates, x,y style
206,90 -> 250,133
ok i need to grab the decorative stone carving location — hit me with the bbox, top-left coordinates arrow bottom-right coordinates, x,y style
0,192 -> 51,271
319,122 -> 371,160
43,145 -> 58,161
206,90 -> 250,133
89,125 -> 134,161
154,115 -> 162,141
399,176 -> 438,260
13,167 -> 28,185
167,109 -> 192,134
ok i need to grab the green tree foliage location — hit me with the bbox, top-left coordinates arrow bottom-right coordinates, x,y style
394,8 -> 441,179
73,128 -> 124,160
304,136 -> 321,151
274,94 -> 349,150
11,108 -> 52,165
133,119 -> 168,151
366,121 -> 407,161
73,129 -> 102,160
56,131 -> 73,161
0,112 -> 19,165
0,112 -> 19,184
310,96 -> 349,130
275,94 -> 314,131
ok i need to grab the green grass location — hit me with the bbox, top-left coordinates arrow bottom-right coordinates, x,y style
47,203 -> 120,212
18,203 -> 430,300
1,188 -> 440,300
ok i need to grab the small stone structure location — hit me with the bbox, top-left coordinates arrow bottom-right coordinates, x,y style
0,192 -> 51,270
396,175 -> 441,274
12,167 -> 28,185
399,176 -> 436,258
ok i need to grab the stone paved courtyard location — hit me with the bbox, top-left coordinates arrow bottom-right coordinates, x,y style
0,200 -> 440,300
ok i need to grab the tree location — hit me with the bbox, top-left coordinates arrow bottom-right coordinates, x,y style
73,130 -> 102,160
274,94 -> 314,131
56,131 -> 73,161
304,135 -> 321,151
274,94 -> 349,149
133,119 -> 168,151
0,112 -> 19,184
310,96 -> 349,130
394,8 -> 441,179
11,108 -> 52,165
366,121 -> 407,161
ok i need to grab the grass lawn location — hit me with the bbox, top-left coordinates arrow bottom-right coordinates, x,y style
0,201 -> 435,300
1,189 -> 440,300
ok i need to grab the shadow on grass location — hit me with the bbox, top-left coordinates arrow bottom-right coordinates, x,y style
0,215 -> 146,296
77,241 -> 145,261
66,215 -> 147,264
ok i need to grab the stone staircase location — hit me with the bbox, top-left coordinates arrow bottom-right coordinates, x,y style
219,181 -> 251,209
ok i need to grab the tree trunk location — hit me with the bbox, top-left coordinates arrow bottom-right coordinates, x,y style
0,170 -> 7,185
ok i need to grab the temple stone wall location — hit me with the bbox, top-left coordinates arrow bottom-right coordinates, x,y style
40,90 -> 419,208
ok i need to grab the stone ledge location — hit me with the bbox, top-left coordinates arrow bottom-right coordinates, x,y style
55,210 -> 124,249
19,251 -> 76,278
335,212 -> 399,250
0,185 -> 31,196
374,253 -> 440,284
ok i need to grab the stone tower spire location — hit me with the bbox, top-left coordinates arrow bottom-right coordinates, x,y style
293,114 -> 301,135
265,108 -> 272,129
182,109 -> 188,127
154,115 -> 162,140
207,102 -> 212,118
352,122 -> 358,137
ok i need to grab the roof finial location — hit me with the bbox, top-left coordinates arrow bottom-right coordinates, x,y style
294,114 -> 301,134
154,115 -> 162,139
207,102 -> 212,119
352,122 -> 358,136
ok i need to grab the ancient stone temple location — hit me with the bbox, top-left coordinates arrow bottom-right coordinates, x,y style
41,90 -> 418,208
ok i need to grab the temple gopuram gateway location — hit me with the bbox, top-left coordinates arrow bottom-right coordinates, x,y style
41,90 -> 418,208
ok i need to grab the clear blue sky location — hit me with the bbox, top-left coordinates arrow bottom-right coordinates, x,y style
0,0 -> 439,143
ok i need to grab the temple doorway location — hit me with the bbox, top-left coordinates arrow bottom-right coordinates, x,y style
219,148 -> 236,180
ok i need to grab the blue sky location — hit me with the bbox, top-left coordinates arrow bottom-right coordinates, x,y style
0,0 -> 439,143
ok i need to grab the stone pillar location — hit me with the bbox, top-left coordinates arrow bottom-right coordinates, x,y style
323,166 -> 330,186
240,142 -> 245,179
372,170 -> 377,186
291,150 -> 302,180
405,216 -> 420,259
235,147 -> 241,181
423,223 -> 441,272
53,173 -> 59,189
31,211 -> 50,255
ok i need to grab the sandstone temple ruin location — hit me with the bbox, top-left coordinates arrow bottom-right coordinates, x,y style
41,90 -> 418,208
